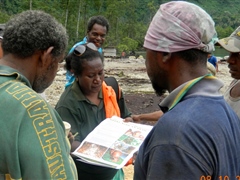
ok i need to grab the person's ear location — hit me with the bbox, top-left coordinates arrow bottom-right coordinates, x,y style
40,46 -> 54,66
162,53 -> 171,63
43,46 -> 54,59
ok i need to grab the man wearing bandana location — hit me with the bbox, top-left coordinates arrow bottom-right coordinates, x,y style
134,1 -> 240,179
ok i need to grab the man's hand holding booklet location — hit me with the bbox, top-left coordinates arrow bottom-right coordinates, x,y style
71,116 -> 153,169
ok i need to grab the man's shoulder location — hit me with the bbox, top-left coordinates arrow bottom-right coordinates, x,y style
160,97 -> 226,126
212,56 -> 217,61
68,37 -> 87,54
0,79 -> 31,94
0,80 -> 56,117
73,40 -> 86,47
209,55 -> 217,61
161,96 -> 239,133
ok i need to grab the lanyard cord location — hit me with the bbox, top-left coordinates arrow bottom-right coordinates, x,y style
169,74 -> 215,111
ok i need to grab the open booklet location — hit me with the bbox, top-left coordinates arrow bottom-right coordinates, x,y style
72,116 -> 153,169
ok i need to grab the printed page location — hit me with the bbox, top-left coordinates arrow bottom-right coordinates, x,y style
72,116 -> 153,169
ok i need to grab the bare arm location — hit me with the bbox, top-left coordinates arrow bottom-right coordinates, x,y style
132,110 -> 163,122
216,62 -> 219,72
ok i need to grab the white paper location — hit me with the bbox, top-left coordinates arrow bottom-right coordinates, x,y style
72,116 -> 153,169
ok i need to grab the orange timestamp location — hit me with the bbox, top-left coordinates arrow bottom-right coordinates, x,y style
200,176 -> 240,180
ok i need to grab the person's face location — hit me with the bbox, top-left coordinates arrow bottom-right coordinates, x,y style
78,57 -> 104,95
33,53 -> 65,93
111,150 -> 121,162
145,49 -> 168,96
87,24 -> 107,48
227,52 -> 240,79
132,131 -> 142,138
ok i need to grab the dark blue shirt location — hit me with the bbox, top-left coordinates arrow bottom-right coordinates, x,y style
134,77 -> 240,180
208,55 -> 218,68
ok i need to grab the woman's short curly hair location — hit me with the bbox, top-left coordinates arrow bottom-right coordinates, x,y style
2,10 -> 68,59
65,46 -> 104,77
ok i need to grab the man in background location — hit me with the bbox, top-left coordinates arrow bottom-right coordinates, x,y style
134,1 -> 240,179
207,52 -> 219,72
0,10 -> 77,179
218,26 -> 240,118
65,15 -> 109,88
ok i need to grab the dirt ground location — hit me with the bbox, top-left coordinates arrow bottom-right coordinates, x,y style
44,57 -> 232,180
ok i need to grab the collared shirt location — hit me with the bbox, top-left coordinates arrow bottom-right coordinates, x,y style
56,80 -> 131,142
0,65 -> 77,179
134,75 -> 240,179
56,80 -> 131,180
159,74 -> 223,112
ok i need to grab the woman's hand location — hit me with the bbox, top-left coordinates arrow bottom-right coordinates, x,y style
124,117 -> 134,122
131,114 -> 141,122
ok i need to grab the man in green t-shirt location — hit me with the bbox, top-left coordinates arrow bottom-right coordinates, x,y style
0,10 -> 77,179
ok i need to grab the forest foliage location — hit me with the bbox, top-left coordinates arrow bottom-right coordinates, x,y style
0,0 -> 240,54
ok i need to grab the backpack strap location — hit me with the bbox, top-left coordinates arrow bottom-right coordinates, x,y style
104,76 -> 120,102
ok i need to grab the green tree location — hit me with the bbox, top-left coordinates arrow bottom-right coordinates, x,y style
1,0 -> 240,52
117,37 -> 138,54
216,26 -> 234,39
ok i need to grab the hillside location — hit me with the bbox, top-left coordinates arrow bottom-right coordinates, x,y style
0,0 -> 239,51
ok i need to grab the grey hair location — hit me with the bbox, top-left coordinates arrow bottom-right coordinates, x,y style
2,10 -> 68,59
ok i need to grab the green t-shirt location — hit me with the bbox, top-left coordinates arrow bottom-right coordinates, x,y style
0,65 -> 77,179
55,80 -> 131,180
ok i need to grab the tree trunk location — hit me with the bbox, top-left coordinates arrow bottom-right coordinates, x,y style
76,0 -> 81,39
29,0 -> 32,10
64,0 -> 69,28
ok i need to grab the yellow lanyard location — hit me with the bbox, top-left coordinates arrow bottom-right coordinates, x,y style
169,74 -> 215,111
